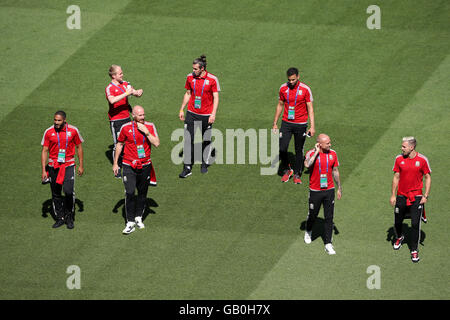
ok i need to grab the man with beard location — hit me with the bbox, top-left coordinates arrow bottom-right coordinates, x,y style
41,111 -> 84,229
390,136 -> 431,263
178,55 -> 220,178
272,67 -> 315,184
113,105 -> 159,235
106,64 -> 143,178
303,134 -> 341,255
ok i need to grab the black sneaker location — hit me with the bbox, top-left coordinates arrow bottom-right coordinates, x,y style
201,163 -> 208,174
52,219 -> 65,228
179,166 -> 192,178
66,217 -> 74,229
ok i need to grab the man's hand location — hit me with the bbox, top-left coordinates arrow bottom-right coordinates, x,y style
77,166 -> 84,176
420,196 -> 428,205
390,195 -> 397,207
136,122 -> 150,135
134,89 -> 143,97
272,124 -> 278,134
337,188 -> 342,200
314,142 -> 320,153
308,127 -> 316,137
42,171 -> 48,182
179,110 -> 185,121
112,163 -> 120,176
208,114 -> 216,124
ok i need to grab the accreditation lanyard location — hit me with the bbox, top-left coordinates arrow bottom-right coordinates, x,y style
193,78 -> 206,109
110,82 -> 126,93
132,122 -> 147,159
56,125 -> 69,163
318,153 -> 329,188
286,85 -> 300,120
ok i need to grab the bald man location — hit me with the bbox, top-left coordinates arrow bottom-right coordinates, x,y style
105,65 -> 143,178
113,105 -> 159,235
303,134 -> 342,255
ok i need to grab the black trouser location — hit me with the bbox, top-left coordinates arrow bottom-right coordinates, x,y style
183,111 -> 213,167
306,189 -> 335,244
110,118 -> 130,166
122,164 -> 152,222
279,121 -> 307,175
48,165 -> 75,221
394,196 -> 423,252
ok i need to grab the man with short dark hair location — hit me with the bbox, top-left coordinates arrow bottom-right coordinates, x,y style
113,105 -> 159,235
41,111 -> 84,229
273,67 -> 315,184
390,136 -> 431,263
178,55 -> 220,178
105,65 -> 143,178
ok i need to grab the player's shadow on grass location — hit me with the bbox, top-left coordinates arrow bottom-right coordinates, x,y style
105,144 -> 114,165
41,198 -> 84,221
299,219 -> 340,244
386,224 -> 426,249
112,198 -> 159,224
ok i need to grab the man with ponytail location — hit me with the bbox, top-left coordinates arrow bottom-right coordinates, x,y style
179,55 -> 221,178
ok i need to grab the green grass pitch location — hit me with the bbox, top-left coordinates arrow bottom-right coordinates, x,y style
0,0 -> 449,300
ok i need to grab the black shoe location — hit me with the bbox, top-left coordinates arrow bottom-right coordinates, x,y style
179,166 -> 192,178
201,163 -> 208,174
66,217 -> 74,229
52,219 -> 65,228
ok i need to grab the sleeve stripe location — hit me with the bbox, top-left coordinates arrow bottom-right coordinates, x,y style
418,153 -> 432,172
41,126 -> 53,146
300,83 -> 313,102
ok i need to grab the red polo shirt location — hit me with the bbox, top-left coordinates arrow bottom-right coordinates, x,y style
306,149 -> 339,191
393,153 -> 431,198
279,81 -> 313,124
105,81 -> 131,121
41,124 -> 84,166
117,121 -> 158,167
185,71 -> 220,115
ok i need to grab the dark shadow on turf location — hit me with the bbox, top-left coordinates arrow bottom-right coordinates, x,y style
178,145 -> 216,163
112,198 -> 159,224
299,219 -> 340,244
41,198 -> 84,222
105,144 -> 114,165
386,224 -> 426,249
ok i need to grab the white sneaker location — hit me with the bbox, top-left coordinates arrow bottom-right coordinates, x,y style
135,216 -> 145,229
122,222 -> 136,235
325,243 -> 336,255
304,231 -> 312,244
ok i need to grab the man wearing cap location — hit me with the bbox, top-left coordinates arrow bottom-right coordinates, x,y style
41,111 -> 84,229
390,136 -> 431,263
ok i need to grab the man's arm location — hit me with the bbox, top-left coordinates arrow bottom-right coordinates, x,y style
304,143 -> 320,169
136,122 -> 160,148
112,142 -> 124,175
420,173 -> 431,204
332,167 -> 342,200
208,92 -> 219,124
179,90 -> 191,121
41,146 -> 49,181
76,144 -> 84,176
390,172 -> 400,206
107,86 -> 133,104
272,100 -> 284,131
306,102 -> 315,137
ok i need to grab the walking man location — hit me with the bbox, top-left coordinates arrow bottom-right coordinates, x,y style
113,105 -> 159,234
390,136 -> 431,263
41,111 -> 84,229
303,134 -> 341,255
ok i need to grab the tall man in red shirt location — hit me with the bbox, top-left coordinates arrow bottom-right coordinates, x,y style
41,111 -> 84,229
106,65 -> 143,178
390,137 -> 431,263
178,55 -> 220,178
303,134 -> 341,255
113,105 -> 159,235
273,67 -> 315,184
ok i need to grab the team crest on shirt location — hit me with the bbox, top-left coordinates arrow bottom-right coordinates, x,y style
299,90 -> 302,95
415,161 -> 420,167
67,132 -> 71,137
329,155 -> 333,160
129,129 -> 132,133
401,161 -> 405,165
205,80 -> 210,85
